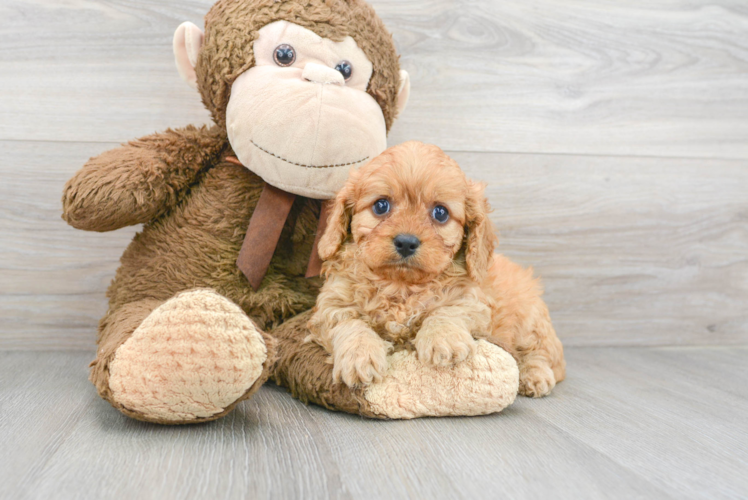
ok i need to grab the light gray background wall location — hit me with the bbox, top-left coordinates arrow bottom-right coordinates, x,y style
2,0 -> 746,349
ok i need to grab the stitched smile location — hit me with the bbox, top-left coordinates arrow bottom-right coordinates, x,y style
250,139 -> 369,169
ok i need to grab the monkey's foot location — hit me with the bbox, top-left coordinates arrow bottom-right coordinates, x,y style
108,289 -> 267,423
363,340 -> 519,419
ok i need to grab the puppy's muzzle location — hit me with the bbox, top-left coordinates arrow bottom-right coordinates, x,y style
393,234 -> 420,258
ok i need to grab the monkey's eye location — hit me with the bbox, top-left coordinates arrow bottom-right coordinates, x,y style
432,205 -> 449,223
372,198 -> 390,216
273,44 -> 296,67
334,61 -> 353,81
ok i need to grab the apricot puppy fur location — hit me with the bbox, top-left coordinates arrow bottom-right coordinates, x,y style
307,141 -> 566,397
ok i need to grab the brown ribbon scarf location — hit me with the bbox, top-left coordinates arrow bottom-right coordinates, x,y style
226,155 -> 330,290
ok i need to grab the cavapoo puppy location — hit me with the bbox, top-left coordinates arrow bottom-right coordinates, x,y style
307,141 -> 565,397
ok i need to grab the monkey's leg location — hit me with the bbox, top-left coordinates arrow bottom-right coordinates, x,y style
90,289 -> 276,424
270,310 -> 518,419
269,310 -> 377,417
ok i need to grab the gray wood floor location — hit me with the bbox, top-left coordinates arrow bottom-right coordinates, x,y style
1,347 -> 747,500
1,0 -> 747,498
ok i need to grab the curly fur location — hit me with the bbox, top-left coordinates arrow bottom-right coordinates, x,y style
308,141 -> 566,396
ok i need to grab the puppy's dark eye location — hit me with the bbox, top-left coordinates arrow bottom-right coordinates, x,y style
274,44 -> 296,66
372,198 -> 390,216
334,61 -> 353,81
432,205 -> 449,223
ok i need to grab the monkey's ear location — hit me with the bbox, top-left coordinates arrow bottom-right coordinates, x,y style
396,70 -> 411,116
173,22 -> 204,89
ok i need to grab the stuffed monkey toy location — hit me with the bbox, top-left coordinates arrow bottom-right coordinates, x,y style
62,0 -> 519,424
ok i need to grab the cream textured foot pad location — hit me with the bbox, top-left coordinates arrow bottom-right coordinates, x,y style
109,289 -> 267,422
364,340 -> 519,419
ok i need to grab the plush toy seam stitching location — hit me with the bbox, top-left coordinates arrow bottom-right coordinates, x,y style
250,139 -> 368,169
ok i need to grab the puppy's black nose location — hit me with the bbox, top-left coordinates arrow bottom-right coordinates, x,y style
393,234 -> 420,258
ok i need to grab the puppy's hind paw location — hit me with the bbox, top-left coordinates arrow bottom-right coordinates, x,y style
519,365 -> 556,398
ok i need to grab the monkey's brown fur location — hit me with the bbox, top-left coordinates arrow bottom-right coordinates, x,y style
62,0 -> 403,424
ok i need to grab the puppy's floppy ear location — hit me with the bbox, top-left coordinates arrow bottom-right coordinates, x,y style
464,180 -> 496,282
318,180 -> 354,260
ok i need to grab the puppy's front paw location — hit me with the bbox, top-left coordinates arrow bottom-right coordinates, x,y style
333,340 -> 390,388
519,365 -> 556,398
415,323 -> 477,367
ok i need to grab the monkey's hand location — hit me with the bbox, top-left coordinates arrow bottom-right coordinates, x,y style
62,125 -> 225,232
331,319 -> 392,387
415,318 -> 478,367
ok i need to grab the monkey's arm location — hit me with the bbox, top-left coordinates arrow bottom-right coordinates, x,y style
62,125 -> 226,232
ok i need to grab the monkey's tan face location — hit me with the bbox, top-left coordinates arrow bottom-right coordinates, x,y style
225,21 -> 388,199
